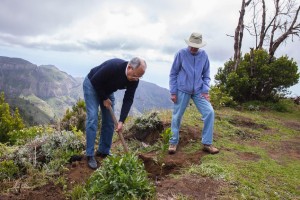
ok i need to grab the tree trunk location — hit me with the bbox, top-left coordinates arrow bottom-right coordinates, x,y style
257,0 -> 266,49
233,0 -> 252,71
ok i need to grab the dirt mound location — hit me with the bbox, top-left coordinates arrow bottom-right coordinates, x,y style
0,182 -> 64,200
156,175 -> 225,200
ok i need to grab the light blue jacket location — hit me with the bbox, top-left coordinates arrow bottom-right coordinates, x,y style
169,47 -> 211,95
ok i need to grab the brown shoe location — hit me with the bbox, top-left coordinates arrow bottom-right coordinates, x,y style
203,144 -> 219,154
168,144 -> 177,154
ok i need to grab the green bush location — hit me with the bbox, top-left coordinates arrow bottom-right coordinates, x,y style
8,126 -> 53,145
86,154 -> 155,200
242,99 -> 296,112
215,49 -> 299,102
0,160 -> 19,181
210,86 -> 237,109
60,99 -> 86,132
0,92 -> 24,143
160,128 -> 172,152
0,143 -> 8,157
133,111 -> 162,131
10,130 -> 85,173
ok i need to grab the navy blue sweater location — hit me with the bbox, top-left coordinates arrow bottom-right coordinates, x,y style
87,58 -> 139,122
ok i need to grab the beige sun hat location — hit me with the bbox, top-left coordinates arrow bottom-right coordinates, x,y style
184,32 -> 207,48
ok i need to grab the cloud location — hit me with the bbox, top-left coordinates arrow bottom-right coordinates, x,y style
0,0 -> 97,36
0,0 -> 299,93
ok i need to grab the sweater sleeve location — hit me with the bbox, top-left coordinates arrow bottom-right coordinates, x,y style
119,81 -> 138,122
202,53 -> 211,93
169,51 -> 182,95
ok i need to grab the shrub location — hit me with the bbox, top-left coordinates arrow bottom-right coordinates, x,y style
10,130 -> 85,174
0,92 -> 24,143
210,86 -> 237,109
124,111 -> 164,144
8,126 -> 53,145
86,154 -> 155,200
215,49 -> 299,102
60,99 -> 86,132
242,99 -> 296,112
0,160 -> 19,181
160,128 -> 172,152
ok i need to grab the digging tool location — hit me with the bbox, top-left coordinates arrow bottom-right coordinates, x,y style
108,106 -> 129,153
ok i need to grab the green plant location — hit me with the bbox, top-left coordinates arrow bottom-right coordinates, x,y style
133,111 -> 162,131
215,49 -> 299,102
10,130 -> 84,174
0,92 -> 25,143
0,143 -> 8,157
210,86 -> 236,109
0,160 -> 19,180
54,176 -> 68,191
69,184 -> 87,200
86,153 -> 155,200
60,99 -> 86,132
8,126 -> 53,145
160,128 -> 172,152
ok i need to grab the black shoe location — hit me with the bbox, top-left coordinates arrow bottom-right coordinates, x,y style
87,156 -> 97,169
96,151 -> 110,158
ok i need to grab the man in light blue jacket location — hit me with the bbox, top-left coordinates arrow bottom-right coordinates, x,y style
169,32 -> 219,154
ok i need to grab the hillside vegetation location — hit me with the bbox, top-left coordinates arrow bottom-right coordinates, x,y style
0,99 -> 299,199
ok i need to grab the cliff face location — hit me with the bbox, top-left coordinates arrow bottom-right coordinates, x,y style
0,57 -> 80,99
0,56 -> 83,122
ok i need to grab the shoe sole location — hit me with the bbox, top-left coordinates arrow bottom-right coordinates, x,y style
203,148 -> 219,154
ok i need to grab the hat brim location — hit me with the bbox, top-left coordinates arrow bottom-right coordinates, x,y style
185,39 -> 207,48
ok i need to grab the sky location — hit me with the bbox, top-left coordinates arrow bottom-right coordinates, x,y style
0,0 -> 299,96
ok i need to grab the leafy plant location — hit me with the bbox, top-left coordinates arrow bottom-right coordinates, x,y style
60,99 -> 86,132
8,126 -> 53,145
86,154 -> 155,200
210,86 -> 236,109
0,160 -> 19,181
69,184 -> 87,200
10,130 -> 84,174
0,92 -> 25,143
160,128 -> 172,152
133,111 -> 163,131
124,111 -> 163,144
215,49 -> 299,102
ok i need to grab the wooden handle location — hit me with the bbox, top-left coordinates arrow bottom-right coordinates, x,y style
108,106 -> 129,153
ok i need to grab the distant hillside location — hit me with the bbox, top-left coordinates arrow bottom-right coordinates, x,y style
0,56 -> 172,125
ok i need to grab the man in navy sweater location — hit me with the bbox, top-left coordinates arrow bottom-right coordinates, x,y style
83,57 -> 146,169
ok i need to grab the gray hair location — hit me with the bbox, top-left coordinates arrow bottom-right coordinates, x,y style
129,57 -> 147,70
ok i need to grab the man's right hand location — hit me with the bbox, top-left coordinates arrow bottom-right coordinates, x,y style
103,99 -> 112,109
171,94 -> 177,103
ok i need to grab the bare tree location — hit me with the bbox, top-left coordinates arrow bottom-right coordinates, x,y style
232,0 -> 300,69
268,0 -> 300,61
233,0 -> 252,71
248,0 -> 300,61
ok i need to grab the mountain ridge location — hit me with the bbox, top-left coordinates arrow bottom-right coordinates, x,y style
0,56 -> 172,125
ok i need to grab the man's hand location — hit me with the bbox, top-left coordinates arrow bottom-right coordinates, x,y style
116,122 -> 123,133
201,93 -> 210,101
103,99 -> 112,109
171,94 -> 177,103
